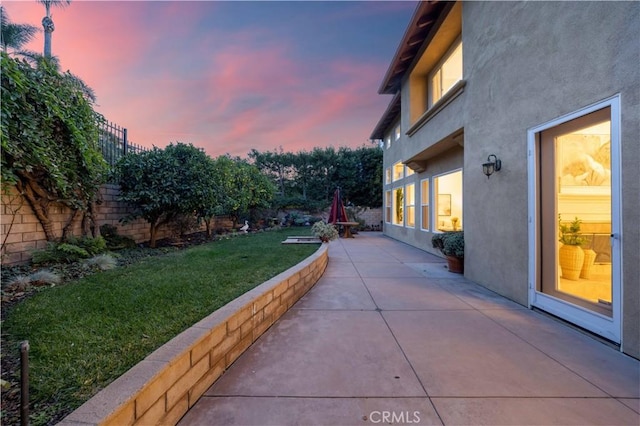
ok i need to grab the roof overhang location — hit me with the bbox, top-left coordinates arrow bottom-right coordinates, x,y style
378,1 -> 453,95
369,92 -> 401,140
404,128 -> 464,172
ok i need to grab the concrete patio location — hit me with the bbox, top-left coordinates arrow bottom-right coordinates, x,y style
179,233 -> 639,425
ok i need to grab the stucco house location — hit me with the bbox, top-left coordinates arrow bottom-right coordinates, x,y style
371,1 -> 639,358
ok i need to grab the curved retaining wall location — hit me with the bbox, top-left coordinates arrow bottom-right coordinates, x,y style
58,243 -> 329,426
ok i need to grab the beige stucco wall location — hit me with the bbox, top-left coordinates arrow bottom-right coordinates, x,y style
382,1 -> 639,358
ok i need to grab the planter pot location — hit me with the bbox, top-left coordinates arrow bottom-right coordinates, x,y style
559,245 -> 584,281
446,255 -> 464,274
580,248 -> 597,279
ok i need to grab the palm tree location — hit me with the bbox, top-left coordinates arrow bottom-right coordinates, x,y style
37,0 -> 70,58
1,6 -> 40,54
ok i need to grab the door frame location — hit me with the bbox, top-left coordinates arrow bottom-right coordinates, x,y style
527,95 -> 622,344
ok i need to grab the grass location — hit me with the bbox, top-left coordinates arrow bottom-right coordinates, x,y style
2,229 -> 318,425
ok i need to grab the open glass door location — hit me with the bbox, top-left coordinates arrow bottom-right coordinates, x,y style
529,98 -> 621,343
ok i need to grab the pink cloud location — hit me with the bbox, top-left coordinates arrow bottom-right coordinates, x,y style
3,1 -> 398,158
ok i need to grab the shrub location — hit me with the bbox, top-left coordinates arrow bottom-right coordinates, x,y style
432,231 -> 464,258
86,254 -> 118,271
31,236 -> 106,265
68,236 -> 107,256
168,214 -> 201,238
311,221 -> 339,242
29,270 -> 61,285
100,224 -> 137,250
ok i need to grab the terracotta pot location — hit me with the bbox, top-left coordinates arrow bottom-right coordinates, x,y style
559,245 -> 584,281
446,255 -> 464,274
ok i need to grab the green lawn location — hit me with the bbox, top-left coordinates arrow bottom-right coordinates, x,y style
2,229 -> 318,425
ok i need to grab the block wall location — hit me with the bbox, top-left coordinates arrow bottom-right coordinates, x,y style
1,184 -> 233,265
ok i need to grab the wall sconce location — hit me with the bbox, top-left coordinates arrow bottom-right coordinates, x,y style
482,154 -> 502,178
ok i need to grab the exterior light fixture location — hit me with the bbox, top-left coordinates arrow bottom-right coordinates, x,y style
482,154 -> 501,178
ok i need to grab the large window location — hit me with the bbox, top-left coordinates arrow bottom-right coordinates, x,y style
434,170 -> 463,232
392,162 -> 404,182
405,184 -> 415,228
393,187 -> 404,225
385,190 -> 391,223
421,179 -> 430,231
429,40 -> 462,107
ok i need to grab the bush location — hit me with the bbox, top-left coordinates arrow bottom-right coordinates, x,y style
432,231 -> 464,258
31,236 -> 107,265
311,221 -> 339,242
168,214 -> 201,239
100,224 -> 137,250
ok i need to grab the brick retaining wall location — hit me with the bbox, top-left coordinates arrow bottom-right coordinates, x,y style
58,243 -> 328,426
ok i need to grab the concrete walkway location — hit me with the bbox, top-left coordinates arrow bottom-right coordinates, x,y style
179,233 -> 639,425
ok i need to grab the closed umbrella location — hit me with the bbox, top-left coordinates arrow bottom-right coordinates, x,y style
328,187 -> 348,224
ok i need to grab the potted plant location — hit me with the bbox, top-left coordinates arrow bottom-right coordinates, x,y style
558,215 -> 584,281
432,231 -> 464,274
311,221 -> 339,243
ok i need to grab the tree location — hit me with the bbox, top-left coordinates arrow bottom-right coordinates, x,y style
1,6 -> 40,54
213,156 -> 275,227
37,0 -> 70,58
1,52 -> 107,241
115,143 -> 212,248
249,146 -> 383,211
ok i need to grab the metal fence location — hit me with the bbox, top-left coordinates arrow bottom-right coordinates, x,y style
98,119 -> 149,169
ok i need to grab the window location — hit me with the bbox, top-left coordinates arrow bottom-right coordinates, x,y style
406,167 -> 415,177
434,169 -> 462,232
385,135 -> 391,149
392,162 -> 404,181
385,190 -> 391,223
385,167 -> 391,185
429,40 -> 462,107
395,124 -> 401,141
421,179 -> 430,230
392,187 -> 404,225
405,183 -> 415,228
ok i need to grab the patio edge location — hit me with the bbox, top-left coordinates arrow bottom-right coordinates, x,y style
57,243 -> 329,426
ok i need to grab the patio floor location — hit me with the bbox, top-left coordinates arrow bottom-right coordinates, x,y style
179,233 -> 639,425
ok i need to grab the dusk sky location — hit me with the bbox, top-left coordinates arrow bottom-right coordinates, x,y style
4,0 -> 417,158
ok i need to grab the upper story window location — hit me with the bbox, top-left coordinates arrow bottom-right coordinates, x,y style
394,124 -> 401,141
429,40 -> 463,108
407,1 -> 462,125
385,167 -> 391,185
385,135 -> 391,149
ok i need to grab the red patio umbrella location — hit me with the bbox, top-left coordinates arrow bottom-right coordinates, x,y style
327,187 -> 348,224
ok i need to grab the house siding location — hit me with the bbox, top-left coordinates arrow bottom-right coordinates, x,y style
379,1 -> 639,358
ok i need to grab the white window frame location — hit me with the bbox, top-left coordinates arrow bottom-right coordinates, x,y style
433,168 -> 463,232
405,183 -> 415,228
429,39 -> 463,108
420,178 -> 430,231
385,190 -> 391,223
392,186 -> 404,226
392,161 -> 404,182
527,95 -> 622,344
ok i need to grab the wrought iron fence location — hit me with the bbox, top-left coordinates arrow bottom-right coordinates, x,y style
98,118 -> 148,169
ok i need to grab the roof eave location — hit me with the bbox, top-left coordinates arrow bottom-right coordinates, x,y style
377,1 -> 448,95
370,92 -> 402,140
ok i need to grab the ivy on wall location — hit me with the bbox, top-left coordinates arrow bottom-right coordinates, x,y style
1,52 -> 107,241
